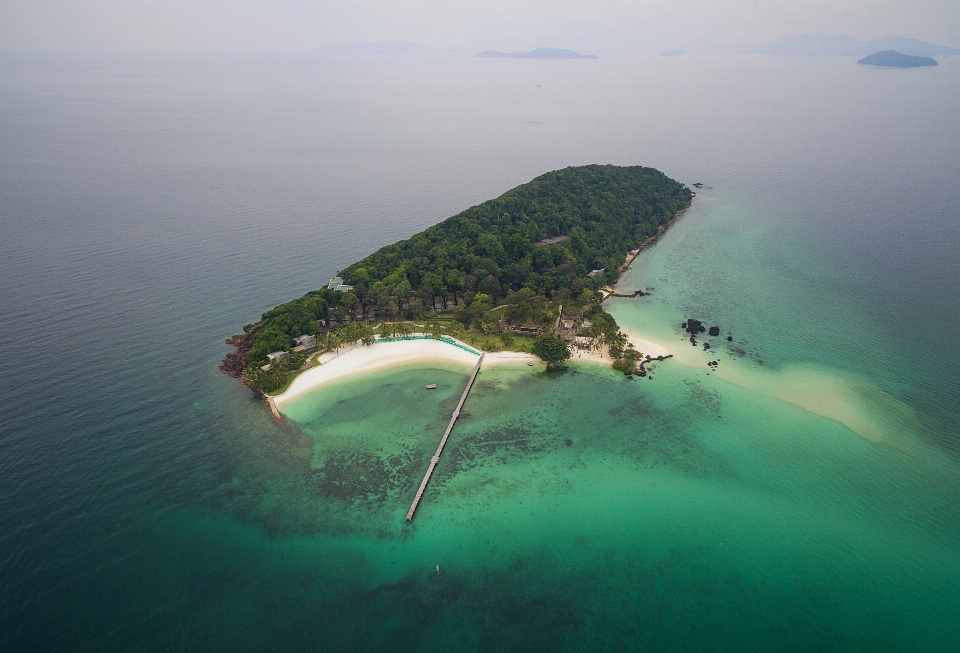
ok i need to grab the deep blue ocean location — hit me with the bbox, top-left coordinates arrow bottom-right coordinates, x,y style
2,51 -> 959,651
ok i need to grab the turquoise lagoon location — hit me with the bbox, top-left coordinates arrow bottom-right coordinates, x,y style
268,189 -> 960,650
4,51 -> 960,651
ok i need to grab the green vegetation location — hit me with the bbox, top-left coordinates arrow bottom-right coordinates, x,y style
612,345 -> 644,375
531,335 -> 572,370
221,165 -> 691,392
341,164 -> 690,302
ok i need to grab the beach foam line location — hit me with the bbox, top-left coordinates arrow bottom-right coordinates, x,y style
273,336 -> 482,408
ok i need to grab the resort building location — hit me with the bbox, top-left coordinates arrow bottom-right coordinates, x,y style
534,235 -> 568,247
293,334 -> 317,351
267,351 -> 289,363
587,268 -> 606,278
326,276 -> 354,292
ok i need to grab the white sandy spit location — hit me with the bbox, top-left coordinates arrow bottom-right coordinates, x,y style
274,337 -> 487,407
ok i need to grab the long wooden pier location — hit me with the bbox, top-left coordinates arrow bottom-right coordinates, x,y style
405,353 -> 485,521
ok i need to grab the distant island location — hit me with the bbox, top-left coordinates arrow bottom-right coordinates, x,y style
857,50 -> 938,68
660,49 -> 684,57
753,32 -> 959,57
221,165 -> 690,396
476,47 -> 598,59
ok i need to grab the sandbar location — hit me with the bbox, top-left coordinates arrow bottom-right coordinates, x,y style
618,324 -> 918,446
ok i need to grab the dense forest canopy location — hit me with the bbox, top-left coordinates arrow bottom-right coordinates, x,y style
222,165 -> 691,377
341,164 -> 691,304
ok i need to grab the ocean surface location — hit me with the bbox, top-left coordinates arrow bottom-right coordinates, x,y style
2,50 -> 959,651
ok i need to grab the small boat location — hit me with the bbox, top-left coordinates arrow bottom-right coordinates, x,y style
527,362 -> 534,366
425,384 -> 437,389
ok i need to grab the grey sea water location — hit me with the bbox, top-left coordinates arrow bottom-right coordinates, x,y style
2,51 -> 959,651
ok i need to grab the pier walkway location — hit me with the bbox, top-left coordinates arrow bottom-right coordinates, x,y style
405,353 -> 485,521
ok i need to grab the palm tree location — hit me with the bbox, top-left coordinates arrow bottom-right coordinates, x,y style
360,324 -> 375,346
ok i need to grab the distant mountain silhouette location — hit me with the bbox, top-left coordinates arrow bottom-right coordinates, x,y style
310,41 -> 434,54
476,47 -> 598,59
660,49 -> 684,57
857,51 -> 938,68
754,33 -> 959,57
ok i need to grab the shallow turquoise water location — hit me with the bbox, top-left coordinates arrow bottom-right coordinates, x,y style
3,51 -> 960,651
265,179 -> 960,650
269,353 -> 960,650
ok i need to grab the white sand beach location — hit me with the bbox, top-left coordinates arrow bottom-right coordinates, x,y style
568,328 -> 672,365
273,330 -> 670,411
273,337 -> 484,407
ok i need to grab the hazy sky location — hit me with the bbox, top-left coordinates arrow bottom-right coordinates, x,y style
1,1 -> 958,52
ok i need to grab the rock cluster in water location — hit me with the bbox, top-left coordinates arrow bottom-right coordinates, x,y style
681,318 -> 725,347
636,354 -> 672,378
680,318 -> 738,370
682,319 -> 706,334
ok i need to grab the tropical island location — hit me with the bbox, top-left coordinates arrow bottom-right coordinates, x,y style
857,50 -> 938,68
221,165 -> 691,401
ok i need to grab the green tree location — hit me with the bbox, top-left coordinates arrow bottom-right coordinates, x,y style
504,288 -> 544,324
256,357 -> 289,392
607,331 -> 629,359
480,274 -> 502,297
531,335 -> 570,370
326,330 -> 342,353
361,326 -> 375,346
612,344 -> 643,375
288,351 -> 307,370
452,302 -> 471,329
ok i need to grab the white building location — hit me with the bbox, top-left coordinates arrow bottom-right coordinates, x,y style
327,276 -> 354,292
